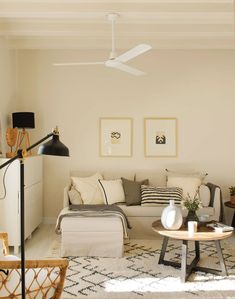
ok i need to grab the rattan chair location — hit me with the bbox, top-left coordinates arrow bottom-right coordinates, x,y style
0,232 -> 68,298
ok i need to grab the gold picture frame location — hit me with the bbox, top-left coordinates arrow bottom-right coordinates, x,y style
144,117 -> 178,157
99,117 -> 133,157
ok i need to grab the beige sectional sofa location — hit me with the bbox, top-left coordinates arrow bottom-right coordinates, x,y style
63,170 -> 221,238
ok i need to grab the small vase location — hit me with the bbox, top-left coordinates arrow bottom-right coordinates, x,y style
161,200 -> 183,230
185,210 -> 199,225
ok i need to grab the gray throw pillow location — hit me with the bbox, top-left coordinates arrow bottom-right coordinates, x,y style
121,177 -> 149,206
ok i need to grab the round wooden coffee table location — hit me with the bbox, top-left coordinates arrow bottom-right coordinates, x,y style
152,220 -> 233,283
224,201 -> 235,227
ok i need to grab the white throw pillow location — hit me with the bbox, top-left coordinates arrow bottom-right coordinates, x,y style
98,179 -> 125,205
167,176 -> 202,199
199,185 -> 210,207
71,173 -> 104,205
68,186 -> 83,205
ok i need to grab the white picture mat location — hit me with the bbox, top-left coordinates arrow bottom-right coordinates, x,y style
145,118 -> 177,157
100,118 -> 132,157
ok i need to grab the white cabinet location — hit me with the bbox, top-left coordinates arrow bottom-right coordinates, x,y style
0,155 -> 43,253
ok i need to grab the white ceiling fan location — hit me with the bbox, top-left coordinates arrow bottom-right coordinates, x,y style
53,13 -> 152,76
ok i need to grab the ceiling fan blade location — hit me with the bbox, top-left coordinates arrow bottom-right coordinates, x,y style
115,44 -> 152,63
113,63 -> 146,76
53,62 -> 104,66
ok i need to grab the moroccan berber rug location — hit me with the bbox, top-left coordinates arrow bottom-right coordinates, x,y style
47,238 -> 235,299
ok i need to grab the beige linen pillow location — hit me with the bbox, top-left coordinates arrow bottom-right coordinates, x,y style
71,172 -> 104,204
68,186 -> 83,205
167,175 -> 203,198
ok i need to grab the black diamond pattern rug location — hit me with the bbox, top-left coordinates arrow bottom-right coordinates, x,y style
55,239 -> 235,299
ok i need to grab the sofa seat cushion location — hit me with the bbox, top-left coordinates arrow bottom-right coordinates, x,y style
60,217 -> 124,257
118,203 -> 215,218
118,204 -> 167,217
61,216 -> 123,232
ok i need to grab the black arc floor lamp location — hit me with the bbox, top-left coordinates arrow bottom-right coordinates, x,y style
0,126 -> 69,299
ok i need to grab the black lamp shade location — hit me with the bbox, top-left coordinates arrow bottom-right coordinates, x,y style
12,112 -> 35,129
38,135 -> 69,157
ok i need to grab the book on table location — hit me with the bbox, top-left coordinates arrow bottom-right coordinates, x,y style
207,222 -> 234,233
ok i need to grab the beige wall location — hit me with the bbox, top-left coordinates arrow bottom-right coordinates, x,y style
17,49 -> 235,223
0,38 -> 17,154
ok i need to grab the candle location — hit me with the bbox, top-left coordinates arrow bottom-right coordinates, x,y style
188,221 -> 198,235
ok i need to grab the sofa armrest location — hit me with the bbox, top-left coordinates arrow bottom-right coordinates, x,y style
211,187 -> 221,222
63,186 -> 70,208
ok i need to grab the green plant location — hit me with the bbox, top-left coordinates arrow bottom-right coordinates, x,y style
229,186 -> 235,196
182,190 -> 202,212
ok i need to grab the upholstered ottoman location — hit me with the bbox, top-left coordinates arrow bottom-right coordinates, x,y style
60,217 -> 124,257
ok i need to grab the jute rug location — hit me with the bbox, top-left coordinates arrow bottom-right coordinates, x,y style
47,238 -> 235,299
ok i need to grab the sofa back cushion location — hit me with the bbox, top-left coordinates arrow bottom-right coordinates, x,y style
141,185 -> 183,206
134,171 -> 166,187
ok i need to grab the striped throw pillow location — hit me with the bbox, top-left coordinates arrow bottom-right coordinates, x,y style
141,185 -> 183,206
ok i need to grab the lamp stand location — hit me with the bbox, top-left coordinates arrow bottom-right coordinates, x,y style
0,151 -> 26,298
20,159 -> 26,298
0,130 -> 56,299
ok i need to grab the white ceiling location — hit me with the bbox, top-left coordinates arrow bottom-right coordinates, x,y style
0,0 -> 234,50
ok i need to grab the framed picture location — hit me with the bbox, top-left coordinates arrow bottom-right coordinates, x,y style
99,118 -> 133,157
144,118 -> 177,157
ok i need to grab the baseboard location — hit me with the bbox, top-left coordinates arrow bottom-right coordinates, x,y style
43,217 -> 57,224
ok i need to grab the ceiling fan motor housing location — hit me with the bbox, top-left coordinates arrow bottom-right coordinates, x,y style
107,13 -> 119,22
109,51 -> 117,59
105,59 -> 121,68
